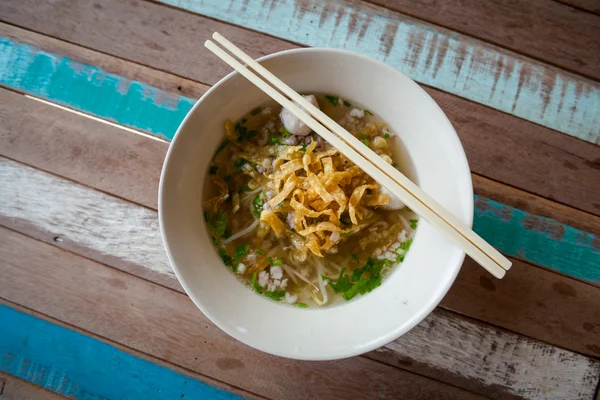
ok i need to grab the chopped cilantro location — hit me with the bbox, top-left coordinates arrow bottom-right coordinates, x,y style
383,133 -> 390,139
351,253 -> 359,263
210,212 -> 227,238
269,135 -> 281,144
236,124 -> 258,143
224,175 -> 233,183
280,127 -> 291,137
300,145 -> 307,152
309,131 -> 316,138
223,229 -> 232,239
233,244 -> 249,266
256,248 -> 265,255
209,165 -> 218,174
239,184 -> 249,193
341,230 -> 354,237
343,100 -> 351,107
268,257 -> 283,266
327,258 -> 386,301
325,95 -> 339,106
251,107 -> 262,116
297,302 -> 308,308
328,268 -> 353,293
364,109 -> 373,115
218,248 -> 232,267
234,158 -> 248,172
252,194 -> 264,218
263,290 -> 285,301
215,139 -> 229,156
410,219 -> 419,229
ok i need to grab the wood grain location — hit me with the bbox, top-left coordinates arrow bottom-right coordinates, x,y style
555,0 -> 600,14
1,157 -> 598,360
1,0 -> 599,144
1,227 -> 598,399
366,0 -> 600,80
0,303 -> 262,400
0,372 -> 66,400
1,31 -> 599,217
0,228 -> 487,400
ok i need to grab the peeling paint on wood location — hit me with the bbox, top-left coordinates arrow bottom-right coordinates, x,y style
0,38 -> 194,140
1,158 -> 598,297
0,304 -> 242,399
157,0 -> 600,144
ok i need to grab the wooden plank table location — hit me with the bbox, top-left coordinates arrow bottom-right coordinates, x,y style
0,1 -> 598,399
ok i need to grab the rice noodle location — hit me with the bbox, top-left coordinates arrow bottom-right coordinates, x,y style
222,218 -> 259,244
314,258 -> 329,305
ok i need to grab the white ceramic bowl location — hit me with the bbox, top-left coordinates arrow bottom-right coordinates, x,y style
159,48 -> 473,360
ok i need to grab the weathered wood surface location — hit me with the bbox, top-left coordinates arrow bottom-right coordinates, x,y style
365,0 -> 600,80
0,303 -> 261,400
1,226 -> 598,400
0,228 -> 489,400
2,33 -> 599,219
158,0 -> 600,143
1,0 -> 599,144
1,157 -> 599,361
2,85 -> 599,285
555,0 -> 600,14
0,372 -> 66,400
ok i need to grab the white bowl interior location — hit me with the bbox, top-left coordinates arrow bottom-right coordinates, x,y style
159,48 -> 473,360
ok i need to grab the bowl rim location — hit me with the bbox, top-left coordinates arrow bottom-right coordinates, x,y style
159,47 -> 474,360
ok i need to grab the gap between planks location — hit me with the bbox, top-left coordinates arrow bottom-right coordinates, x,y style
1,85 -> 598,286
1,20 -> 599,217
0,299 -> 266,400
362,0 -> 600,81
1,155 -> 599,362
0,227 -> 488,400
0,225 -> 598,400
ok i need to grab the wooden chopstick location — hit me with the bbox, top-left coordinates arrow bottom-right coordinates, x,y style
205,35 -> 511,279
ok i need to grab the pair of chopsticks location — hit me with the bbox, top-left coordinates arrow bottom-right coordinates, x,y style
205,32 -> 512,279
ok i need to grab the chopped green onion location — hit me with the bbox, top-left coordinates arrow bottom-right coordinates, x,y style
234,158 -> 248,172
215,139 -> 229,156
251,271 -> 263,294
396,238 -> 414,263
297,302 -> 308,308
241,118 -> 247,124
209,165 -> 219,174
324,95 -> 339,106
256,248 -> 265,255
343,100 -> 351,107
364,109 -> 373,115
280,127 -> 291,137
224,175 -> 233,183
360,134 -> 370,147
300,145 -> 307,152
351,253 -> 359,263
251,107 -> 262,115
239,184 -> 249,193
252,194 -> 264,218
223,229 -> 232,239
383,133 -> 390,139
410,219 -> 419,229
341,230 -> 354,237
268,257 -> 283,266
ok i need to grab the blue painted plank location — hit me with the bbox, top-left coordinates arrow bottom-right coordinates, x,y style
158,0 -> 600,145
474,196 -> 600,283
0,38 -> 195,140
0,36 -> 597,283
0,304 -> 243,400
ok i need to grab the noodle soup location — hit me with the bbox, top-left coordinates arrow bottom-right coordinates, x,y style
203,94 -> 417,308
